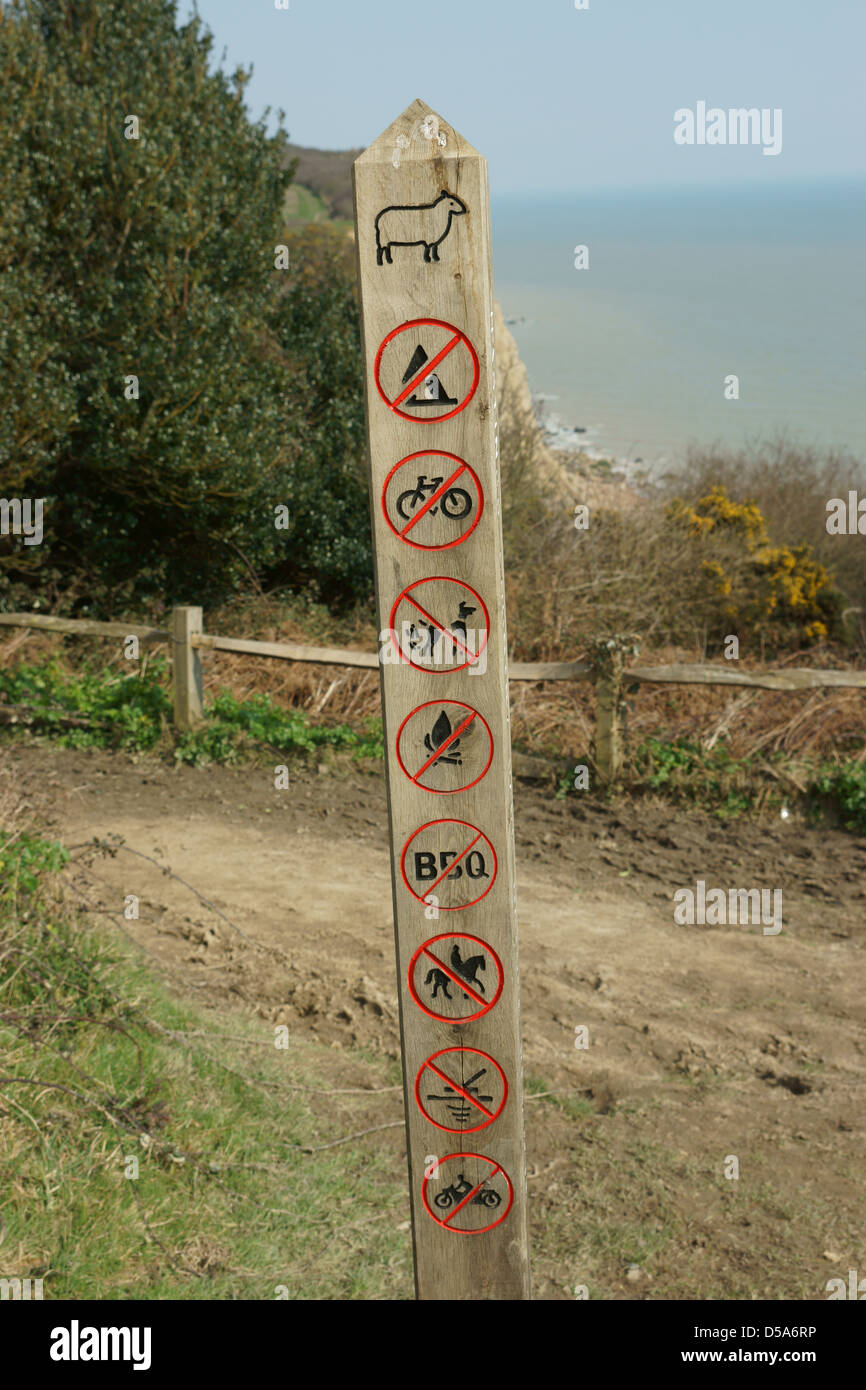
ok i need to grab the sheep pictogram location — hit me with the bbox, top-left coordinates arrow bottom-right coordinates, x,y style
375,190 -> 467,265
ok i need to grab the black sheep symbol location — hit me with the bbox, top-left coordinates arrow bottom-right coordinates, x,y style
375,190 -> 467,265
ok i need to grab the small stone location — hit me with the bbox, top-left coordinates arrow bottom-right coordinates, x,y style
626,1264 -> 642,1281
823,1250 -> 842,1262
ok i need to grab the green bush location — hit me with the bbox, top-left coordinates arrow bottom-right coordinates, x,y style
0,0 -> 372,612
0,659 -> 383,765
808,764 -> 866,835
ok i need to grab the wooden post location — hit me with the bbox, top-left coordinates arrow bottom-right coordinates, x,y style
171,605 -> 203,732
353,100 -> 530,1300
595,656 -> 624,786
592,636 -> 640,786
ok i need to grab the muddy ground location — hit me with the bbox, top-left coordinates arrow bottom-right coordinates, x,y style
9,740 -> 865,1300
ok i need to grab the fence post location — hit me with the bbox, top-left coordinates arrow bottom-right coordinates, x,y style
592,635 -> 640,787
595,653 -> 624,786
171,606 -> 203,732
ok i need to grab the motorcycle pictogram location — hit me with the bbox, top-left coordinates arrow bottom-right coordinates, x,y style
432,1172 -> 502,1211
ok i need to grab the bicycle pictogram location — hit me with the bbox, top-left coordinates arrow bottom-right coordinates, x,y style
381,451 -> 483,551
396,474 -> 472,521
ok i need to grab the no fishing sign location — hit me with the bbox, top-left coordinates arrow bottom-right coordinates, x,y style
354,100 -> 530,1300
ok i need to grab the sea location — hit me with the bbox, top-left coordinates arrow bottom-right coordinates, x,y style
490,178 -> 866,482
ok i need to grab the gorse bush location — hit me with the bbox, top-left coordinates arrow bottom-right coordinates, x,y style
667,485 -> 842,651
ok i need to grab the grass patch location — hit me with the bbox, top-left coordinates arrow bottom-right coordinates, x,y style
557,733 -> 866,833
0,816 -> 411,1300
0,658 -> 384,768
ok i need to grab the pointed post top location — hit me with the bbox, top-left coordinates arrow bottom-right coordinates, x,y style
354,98 -> 482,166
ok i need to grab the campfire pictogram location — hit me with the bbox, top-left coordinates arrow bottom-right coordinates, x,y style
424,708 -> 463,766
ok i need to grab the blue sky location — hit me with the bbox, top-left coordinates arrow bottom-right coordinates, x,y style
188,0 -> 865,192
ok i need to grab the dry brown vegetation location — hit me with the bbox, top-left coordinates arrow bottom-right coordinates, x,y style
2,395 -> 862,777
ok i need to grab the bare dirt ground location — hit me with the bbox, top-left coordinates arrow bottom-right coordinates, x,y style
10,740 -> 865,1300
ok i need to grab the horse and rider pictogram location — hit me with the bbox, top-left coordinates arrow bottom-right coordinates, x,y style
407,932 -> 504,1024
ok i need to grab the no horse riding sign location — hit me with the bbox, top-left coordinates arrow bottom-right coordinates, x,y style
354,101 -> 530,1301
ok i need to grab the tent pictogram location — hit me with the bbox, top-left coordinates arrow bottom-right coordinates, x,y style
401,818 -> 497,910
407,932 -> 504,1024
388,577 -> 489,674
381,451 -> 483,551
421,1152 -> 514,1234
396,700 -> 493,794
414,1047 -> 507,1134
374,319 -> 479,422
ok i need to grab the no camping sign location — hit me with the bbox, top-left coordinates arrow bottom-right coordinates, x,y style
374,319 -> 479,423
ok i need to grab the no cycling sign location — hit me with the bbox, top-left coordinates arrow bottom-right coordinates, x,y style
381,451 -> 484,551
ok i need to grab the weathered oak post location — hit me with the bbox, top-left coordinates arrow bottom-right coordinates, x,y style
171,605 -> 203,732
353,100 -> 530,1299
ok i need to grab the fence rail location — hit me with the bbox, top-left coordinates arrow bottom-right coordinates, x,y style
1,607 -> 864,783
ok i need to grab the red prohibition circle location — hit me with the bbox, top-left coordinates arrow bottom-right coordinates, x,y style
388,576 -> 490,675
374,318 -> 480,423
381,451 -> 484,551
414,1047 -> 508,1134
407,932 -> 504,1024
421,1152 -> 514,1235
395,700 -> 494,794
400,819 -> 497,910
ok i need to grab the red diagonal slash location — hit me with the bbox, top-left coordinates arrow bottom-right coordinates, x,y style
399,463 -> 469,538
423,1060 -> 495,1119
410,709 -> 477,784
391,333 -> 462,409
419,945 -> 488,1009
402,594 -> 473,661
441,1159 -> 503,1226
422,831 -> 484,899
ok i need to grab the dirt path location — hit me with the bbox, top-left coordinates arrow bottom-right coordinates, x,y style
11,741 -> 865,1299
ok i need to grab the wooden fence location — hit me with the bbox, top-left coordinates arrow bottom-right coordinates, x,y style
1,607 -> 864,783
